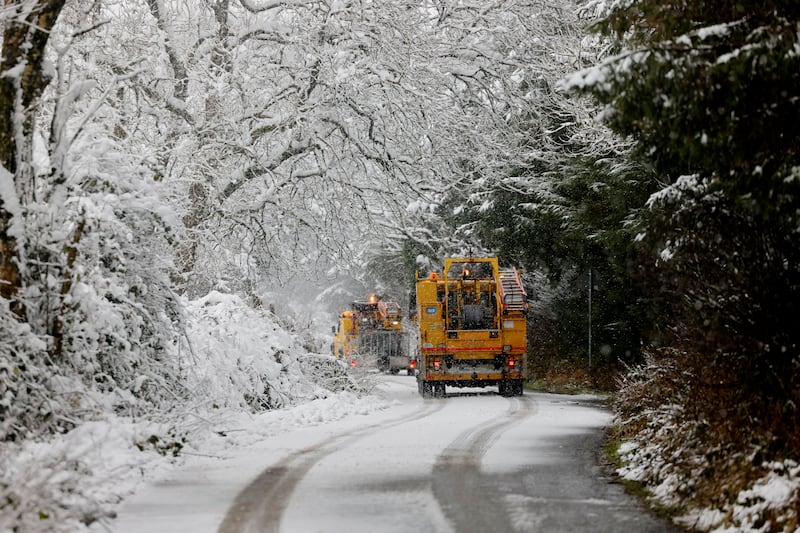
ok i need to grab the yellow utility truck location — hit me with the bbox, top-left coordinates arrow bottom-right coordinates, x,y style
414,257 -> 527,397
332,294 -> 411,374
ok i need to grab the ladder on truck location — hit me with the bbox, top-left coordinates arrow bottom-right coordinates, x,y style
498,268 -> 527,314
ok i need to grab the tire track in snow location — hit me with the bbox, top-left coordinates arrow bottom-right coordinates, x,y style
217,396 -> 446,533
431,394 -> 537,533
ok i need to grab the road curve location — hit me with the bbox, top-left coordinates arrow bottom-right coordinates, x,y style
219,377 -> 679,533
218,393 -> 445,533
432,394 -> 537,533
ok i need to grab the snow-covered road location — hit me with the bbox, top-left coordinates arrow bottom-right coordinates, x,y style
100,375 -> 677,533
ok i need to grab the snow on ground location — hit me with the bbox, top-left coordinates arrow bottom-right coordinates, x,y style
88,388 -> 395,533
618,425 -> 800,532
94,384 -> 617,533
0,291 -> 384,533
89,380 -> 414,533
482,394 -> 612,473
1,389 -> 390,533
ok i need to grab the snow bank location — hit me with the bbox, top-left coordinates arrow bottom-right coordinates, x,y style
615,353 -> 800,533
675,461 -> 800,533
178,290 -> 318,410
0,291 -> 378,533
0,415 -> 175,533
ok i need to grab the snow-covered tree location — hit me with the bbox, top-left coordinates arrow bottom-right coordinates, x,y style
568,0 -> 800,416
565,0 -> 800,522
0,0 -> 188,442
369,0 -> 653,371
1,0 -> 66,311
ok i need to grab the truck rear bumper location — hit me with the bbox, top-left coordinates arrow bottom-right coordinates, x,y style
424,371 -> 522,382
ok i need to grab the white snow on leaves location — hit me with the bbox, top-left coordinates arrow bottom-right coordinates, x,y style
1,290 -> 380,533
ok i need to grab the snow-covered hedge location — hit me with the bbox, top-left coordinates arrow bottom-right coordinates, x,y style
178,291 -> 317,410
615,351 -> 800,532
0,290 -> 362,533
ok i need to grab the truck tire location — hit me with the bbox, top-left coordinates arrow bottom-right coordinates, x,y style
420,381 -> 433,399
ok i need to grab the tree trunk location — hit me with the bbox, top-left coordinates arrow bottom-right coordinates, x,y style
0,207 -> 21,305
0,0 -> 68,309
51,218 -> 85,358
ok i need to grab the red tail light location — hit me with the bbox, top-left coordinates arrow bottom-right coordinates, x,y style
410,359 -> 417,369
433,358 -> 441,370
508,358 -> 515,368
350,359 -> 357,368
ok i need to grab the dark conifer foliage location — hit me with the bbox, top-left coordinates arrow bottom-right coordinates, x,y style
585,1 -> 800,216
570,0 -> 800,493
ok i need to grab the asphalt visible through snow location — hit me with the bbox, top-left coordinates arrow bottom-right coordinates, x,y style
220,376 -> 679,533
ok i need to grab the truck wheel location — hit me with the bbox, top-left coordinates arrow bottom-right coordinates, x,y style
499,381 -> 511,397
433,383 -> 445,398
513,380 -> 524,396
421,381 -> 433,399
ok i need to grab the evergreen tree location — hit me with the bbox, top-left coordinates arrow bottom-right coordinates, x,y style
469,153 -> 655,375
578,0 -> 800,210
569,0 -> 800,451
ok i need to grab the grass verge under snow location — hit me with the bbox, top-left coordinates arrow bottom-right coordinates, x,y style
613,352 -> 800,532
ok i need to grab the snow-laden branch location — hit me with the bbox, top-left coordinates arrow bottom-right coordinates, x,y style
60,69 -> 147,168
239,0 -> 311,13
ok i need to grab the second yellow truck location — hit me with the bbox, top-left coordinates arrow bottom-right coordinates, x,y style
332,294 -> 412,374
